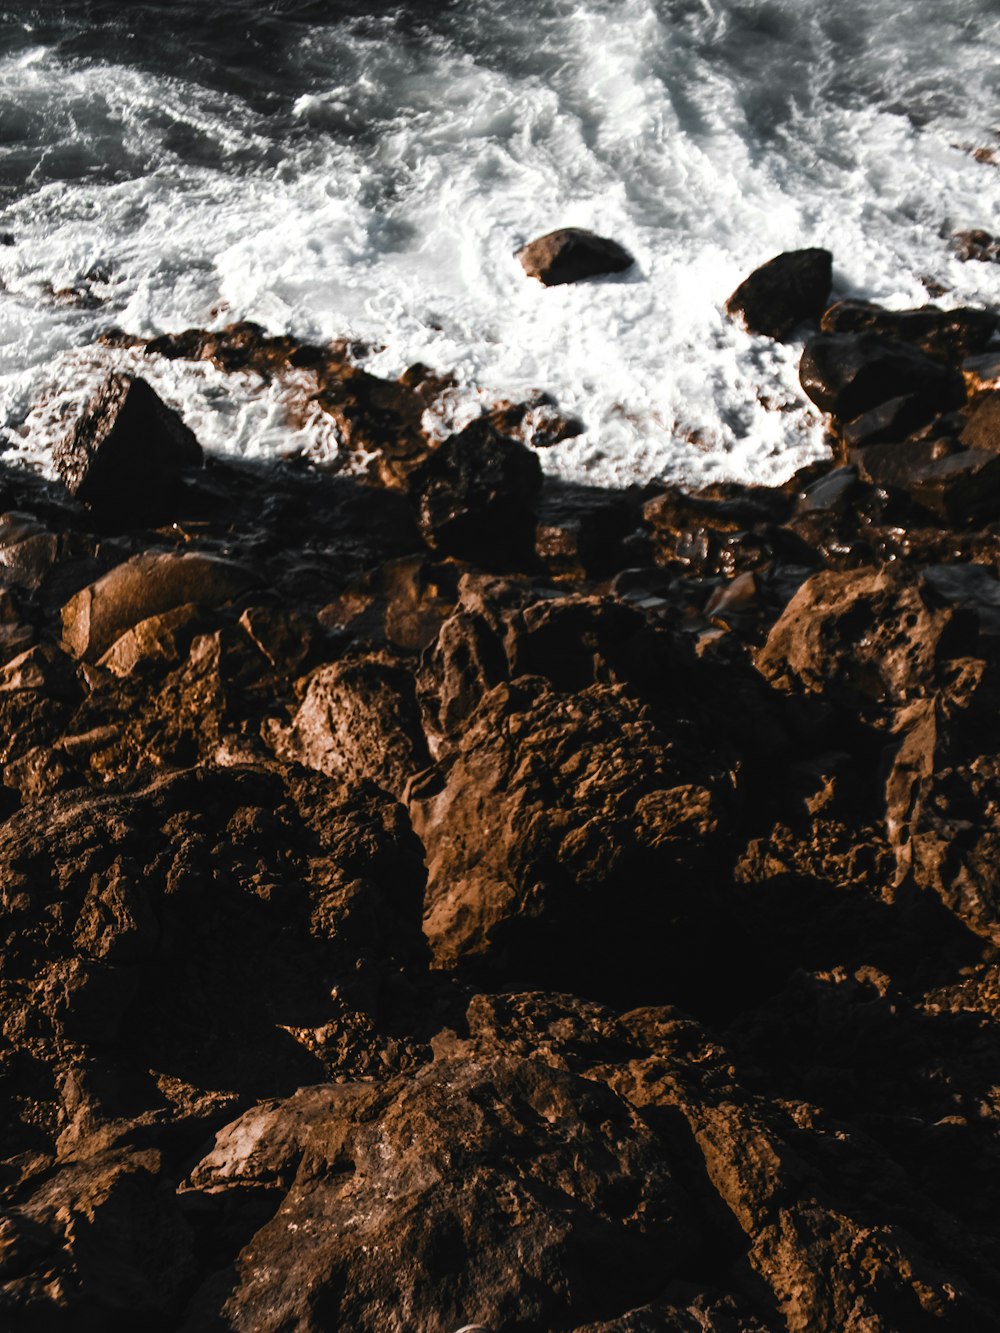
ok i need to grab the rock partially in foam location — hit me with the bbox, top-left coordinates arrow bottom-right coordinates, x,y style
725,248 -> 832,341
517,228 -> 634,286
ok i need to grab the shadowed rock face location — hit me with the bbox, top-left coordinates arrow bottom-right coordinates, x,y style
4,304 -> 1000,1329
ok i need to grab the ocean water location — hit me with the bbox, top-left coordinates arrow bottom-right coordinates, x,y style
0,0 -> 999,487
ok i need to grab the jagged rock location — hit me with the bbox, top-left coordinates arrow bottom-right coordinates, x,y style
799,333 -> 965,422
821,300 -> 997,363
518,228 -> 634,286
754,566 -> 963,708
407,419 -> 542,570
725,248 -> 833,340
53,373 -> 203,521
98,602 -> 208,677
411,676 -> 728,997
263,655 -> 431,799
181,1054 -> 699,1333
61,551 -> 260,661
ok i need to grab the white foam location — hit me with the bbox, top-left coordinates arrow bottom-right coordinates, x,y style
1,0 -> 999,488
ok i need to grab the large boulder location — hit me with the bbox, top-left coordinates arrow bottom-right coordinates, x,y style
61,551 -> 260,661
407,419 -> 542,570
725,248 -> 833,340
53,373 -> 203,521
181,1054 -> 699,1333
410,676 -> 728,998
518,228 -> 634,286
799,333 -> 965,422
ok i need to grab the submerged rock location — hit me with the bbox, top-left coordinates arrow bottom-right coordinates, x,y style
518,228 -> 635,286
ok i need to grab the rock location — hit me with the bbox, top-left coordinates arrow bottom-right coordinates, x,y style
53,373 -> 203,521
98,602 -> 208,677
820,300 -> 997,363
754,566 -> 959,709
263,655 -> 431,799
725,248 -> 833,340
518,228 -> 635,286
960,391 -> 1000,453
962,352 -> 1000,396
952,228 -> 1000,263
411,676 -> 728,998
407,419 -> 542,570
184,1054 -> 698,1333
799,333 -> 965,422
61,551 -> 260,661
839,393 -> 941,454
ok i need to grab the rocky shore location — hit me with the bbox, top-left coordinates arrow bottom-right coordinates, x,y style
3,258 -> 1000,1331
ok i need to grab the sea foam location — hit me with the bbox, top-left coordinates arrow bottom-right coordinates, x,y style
1,0 -> 999,487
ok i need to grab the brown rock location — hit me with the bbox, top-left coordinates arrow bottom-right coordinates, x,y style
184,1054 -> 698,1333
820,300 -> 996,363
799,333 -> 965,422
61,551 -> 260,661
263,655 -> 431,799
518,228 -> 634,286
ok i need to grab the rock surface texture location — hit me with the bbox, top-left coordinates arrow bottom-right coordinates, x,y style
517,228 -> 635,286
3,300 -> 1000,1330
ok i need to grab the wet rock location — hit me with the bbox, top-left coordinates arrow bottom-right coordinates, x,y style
185,1054 -> 698,1333
962,352 -> 1000,396
263,655 -> 431,799
407,419 -> 542,570
953,228 -> 1000,263
61,551 -> 260,661
799,333 -> 965,422
821,299 -> 997,363
518,228 -> 635,286
839,393 -> 940,454
725,248 -> 833,340
53,373 -> 203,522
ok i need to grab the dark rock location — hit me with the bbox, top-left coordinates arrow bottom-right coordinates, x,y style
518,228 -> 635,286
799,333 -> 965,422
839,394 -> 940,454
411,676 -> 728,998
407,419 -> 542,570
821,300 -> 997,363
53,373 -> 203,521
725,248 -> 833,340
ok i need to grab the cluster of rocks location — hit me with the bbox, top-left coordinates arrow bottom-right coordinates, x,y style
2,261 -> 1000,1331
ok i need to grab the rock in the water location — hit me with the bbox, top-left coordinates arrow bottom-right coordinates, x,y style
518,228 -> 634,286
54,373 -> 203,520
799,333 -> 965,422
725,248 -> 833,340
407,419 -> 542,570
61,551 -> 260,661
821,299 -> 997,363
